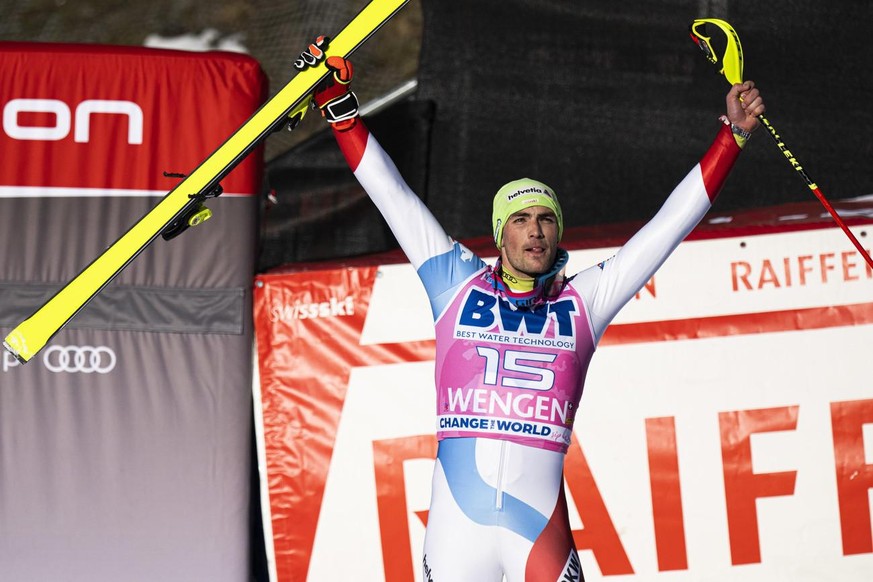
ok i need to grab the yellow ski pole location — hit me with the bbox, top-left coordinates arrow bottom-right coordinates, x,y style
690,18 -> 873,270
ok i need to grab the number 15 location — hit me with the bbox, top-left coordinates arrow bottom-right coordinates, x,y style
476,347 -> 556,391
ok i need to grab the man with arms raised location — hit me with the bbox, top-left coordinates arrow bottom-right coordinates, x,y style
296,40 -> 764,582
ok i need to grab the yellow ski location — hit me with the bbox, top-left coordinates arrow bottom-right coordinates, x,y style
4,0 -> 409,363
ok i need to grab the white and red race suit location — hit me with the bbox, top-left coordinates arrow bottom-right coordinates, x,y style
328,119 -> 742,582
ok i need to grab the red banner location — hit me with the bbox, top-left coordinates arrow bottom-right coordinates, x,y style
254,203 -> 873,581
0,42 -> 265,195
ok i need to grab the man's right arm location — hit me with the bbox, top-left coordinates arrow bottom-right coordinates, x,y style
306,53 -> 487,320
331,118 -> 455,272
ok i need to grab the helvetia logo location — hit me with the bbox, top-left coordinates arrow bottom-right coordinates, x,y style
422,554 -> 434,582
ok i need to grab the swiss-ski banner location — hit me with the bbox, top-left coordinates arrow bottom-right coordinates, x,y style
254,203 -> 873,582
0,43 -> 265,581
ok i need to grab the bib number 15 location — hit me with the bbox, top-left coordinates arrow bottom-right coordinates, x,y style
476,347 -> 556,391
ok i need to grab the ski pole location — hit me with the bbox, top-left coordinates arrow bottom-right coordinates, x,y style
689,18 -> 873,270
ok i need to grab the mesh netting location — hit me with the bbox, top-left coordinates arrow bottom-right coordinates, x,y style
4,0 -> 873,267
0,0 -> 422,160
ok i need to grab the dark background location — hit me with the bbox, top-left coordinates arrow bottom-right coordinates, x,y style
261,0 -> 873,267
3,0 -> 870,267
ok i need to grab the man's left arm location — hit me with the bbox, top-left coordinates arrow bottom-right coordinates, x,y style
582,82 -> 765,342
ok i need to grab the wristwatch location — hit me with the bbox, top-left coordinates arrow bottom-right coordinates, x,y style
730,123 -> 752,141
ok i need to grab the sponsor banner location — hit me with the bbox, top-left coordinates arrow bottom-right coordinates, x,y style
602,226 -> 873,324
254,214 -> 873,582
0,42 -> 266,194
0,43 -> 264,582
0,329 -> 254,581
0,43 -> 265,287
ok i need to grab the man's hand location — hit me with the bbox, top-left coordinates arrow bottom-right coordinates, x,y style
313,56 -> 355,109
726,80 -> 765,134
294,35 -> 330,70
293,37 -> 359,130
312,57 -> 358,131
313,56 -> 359,130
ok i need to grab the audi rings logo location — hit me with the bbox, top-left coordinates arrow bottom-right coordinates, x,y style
43,345 -> 117,374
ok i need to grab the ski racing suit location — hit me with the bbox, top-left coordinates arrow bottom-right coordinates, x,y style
328,119 -> 742,582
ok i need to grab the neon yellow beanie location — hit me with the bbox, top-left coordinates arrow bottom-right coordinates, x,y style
491,178 -> 563,248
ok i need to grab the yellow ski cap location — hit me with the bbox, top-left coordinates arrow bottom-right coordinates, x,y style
491,178 -> 563,247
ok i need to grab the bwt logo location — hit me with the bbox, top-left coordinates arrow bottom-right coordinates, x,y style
2,345 -> 117,374
458,289 -> 578,337
3,98 -> 144,144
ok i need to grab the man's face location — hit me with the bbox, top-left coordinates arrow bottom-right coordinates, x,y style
499,205 -> 560,279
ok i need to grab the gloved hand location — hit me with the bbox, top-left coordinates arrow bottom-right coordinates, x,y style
293,35 -> 330,70
314,56 -> 359,130
293,37 -> 360,131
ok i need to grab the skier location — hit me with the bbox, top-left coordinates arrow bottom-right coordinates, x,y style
296,41 -> 765,582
